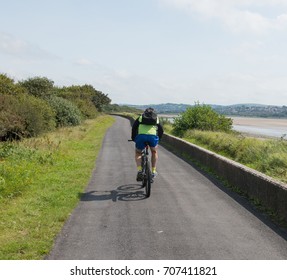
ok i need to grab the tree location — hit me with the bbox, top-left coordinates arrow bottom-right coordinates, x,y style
173,103 -> 233,137
57,84 -> 111,112
0,73 -> 26,95
19,76 -> 54,97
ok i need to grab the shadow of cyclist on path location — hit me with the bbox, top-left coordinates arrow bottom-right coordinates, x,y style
80,184 -> 146,202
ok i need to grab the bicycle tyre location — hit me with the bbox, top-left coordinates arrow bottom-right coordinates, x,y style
141,157 -> 146,188
145,161 -> 151,198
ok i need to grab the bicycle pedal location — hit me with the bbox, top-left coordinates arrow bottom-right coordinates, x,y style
136,171 -> 143,181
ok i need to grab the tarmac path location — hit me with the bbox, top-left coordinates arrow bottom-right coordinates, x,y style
47,116 -> 287,259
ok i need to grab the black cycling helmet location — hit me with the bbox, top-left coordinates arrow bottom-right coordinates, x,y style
144,107 -> 156,117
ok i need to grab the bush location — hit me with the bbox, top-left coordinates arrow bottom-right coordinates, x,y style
0,73 -> 112,141
54,86 -> 100,118
0,107 -> 26,140
19,76 -> 54,97
46,95 -> 82,127
0,94 -> 56,140
173,103 -> 232,136
72,98 -> 98,119
57,84 -> 111,113
0,73 -> 26,95
91,90 -> 111,111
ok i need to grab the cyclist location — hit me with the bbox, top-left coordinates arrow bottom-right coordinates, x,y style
131,107 -> 164,181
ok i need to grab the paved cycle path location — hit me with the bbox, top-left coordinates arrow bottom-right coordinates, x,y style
47,116 -> 287,259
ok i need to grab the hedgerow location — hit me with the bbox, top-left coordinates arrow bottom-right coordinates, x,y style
46,95 -> 82,127
0,94 -> 56,140
0,74 -> 112,141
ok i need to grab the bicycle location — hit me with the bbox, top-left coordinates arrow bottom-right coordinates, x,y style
129,140 -> 152,198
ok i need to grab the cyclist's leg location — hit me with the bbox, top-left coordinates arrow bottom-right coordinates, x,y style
135,134 -> 146,167
134,135 -> 146,181
148,135 -> 159,174
150,146 -> 158,170
135,150 -> 142,169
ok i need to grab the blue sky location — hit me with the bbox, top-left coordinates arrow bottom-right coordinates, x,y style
1,0 -> 287,106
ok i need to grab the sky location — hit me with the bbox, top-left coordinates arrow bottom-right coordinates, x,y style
1,0 -> 287,106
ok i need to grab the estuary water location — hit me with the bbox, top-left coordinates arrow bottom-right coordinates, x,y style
231,117 -> 287,138
159,115 -> 287,139
232,125 -> 286,138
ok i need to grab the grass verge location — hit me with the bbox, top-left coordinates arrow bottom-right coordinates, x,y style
181,129 -> 287,184
0,115 -> 114,259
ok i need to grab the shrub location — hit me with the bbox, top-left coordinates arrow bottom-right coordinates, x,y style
0,73 -> 26,95
0,95 -> 22,140
57,84 -> 111,113
18,95 -> 56,136
46,95 -> 82,127
72,98 -> 98,119
91,90 -> 111,111
0,94 -> 56,140
19,76 -> 54,97
173,103 -> 232,136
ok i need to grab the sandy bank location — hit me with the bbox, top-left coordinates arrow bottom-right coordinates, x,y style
231,117 -> 287,128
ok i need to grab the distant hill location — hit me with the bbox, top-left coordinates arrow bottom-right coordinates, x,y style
128,103 -> 191,114
126,103 -> 287,118
127,103 -> 190,114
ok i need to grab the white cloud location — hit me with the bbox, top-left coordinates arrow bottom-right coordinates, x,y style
276,13 -> 287,27
159,0 -> 287,33
0,32 -> 57,60
231,41 -> 263,56
75,58 -> 94,65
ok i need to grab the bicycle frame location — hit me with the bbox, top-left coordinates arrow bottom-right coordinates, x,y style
141,143 -> 152,198
128,140 -> 152,198
141,145 -> 148,173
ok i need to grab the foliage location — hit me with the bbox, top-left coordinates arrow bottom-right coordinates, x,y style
46,95 -> 82,127
159,117 -> 173,134
0,73 -> 112,141
91,90 -> 111,111
72,98 -> 98,119
0,73 -> 26,95
173,103 -> 233,137
0,94 -> 56,140
19,76 -> 54,97
57,84 -> 111,113
102,104 -> 142,114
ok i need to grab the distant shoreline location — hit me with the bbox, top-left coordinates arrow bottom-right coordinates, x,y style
159,114 -> 287,127
159,115 -> 287,139
231,116 -> 287,128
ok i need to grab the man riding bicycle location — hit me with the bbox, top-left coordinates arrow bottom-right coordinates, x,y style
131,107 -> 164,181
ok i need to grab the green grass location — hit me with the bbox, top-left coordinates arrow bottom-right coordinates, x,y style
0,115 -> 114,259
182,129 -> 287,184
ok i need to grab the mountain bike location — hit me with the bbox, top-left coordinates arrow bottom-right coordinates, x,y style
129,140 -> 152,198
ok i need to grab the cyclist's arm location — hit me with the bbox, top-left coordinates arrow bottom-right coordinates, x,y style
131,118 -> 140,141
157,123 -> 164,139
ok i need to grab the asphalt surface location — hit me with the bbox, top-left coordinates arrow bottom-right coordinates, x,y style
47,116 -> 287,259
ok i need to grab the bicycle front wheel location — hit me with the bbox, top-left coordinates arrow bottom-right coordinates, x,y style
145,161 -> 151,198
